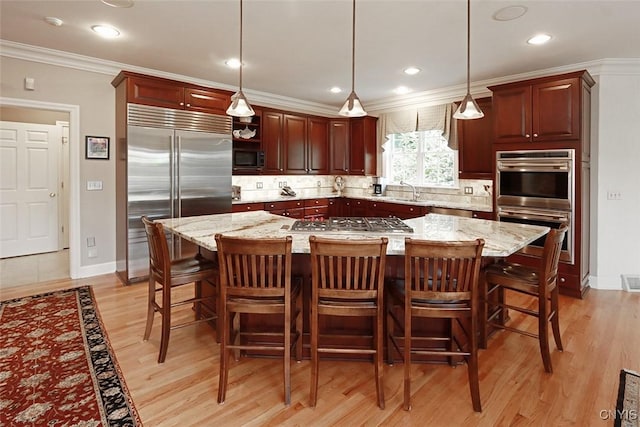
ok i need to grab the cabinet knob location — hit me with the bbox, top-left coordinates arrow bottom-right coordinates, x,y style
533,133 -> 538,137
186,103 -> 191,107
560,277 -> 566,283
180,102 -> 184,106
525,134 -> 530,138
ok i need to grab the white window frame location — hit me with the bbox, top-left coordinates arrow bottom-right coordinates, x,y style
382,130 -> 459,188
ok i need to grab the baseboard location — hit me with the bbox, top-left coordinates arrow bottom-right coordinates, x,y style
75,261 -> 116,279
589,275 -> 624,290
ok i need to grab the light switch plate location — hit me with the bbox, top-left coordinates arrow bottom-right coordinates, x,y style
87,180 -> 103,191
464,186 -> 473,194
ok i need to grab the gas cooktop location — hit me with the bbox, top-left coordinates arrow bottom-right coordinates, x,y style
290,217 -> 414,233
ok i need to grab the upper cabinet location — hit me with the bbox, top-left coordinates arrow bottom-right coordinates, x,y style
349,116 -> 378,176
262,110 -> 285,174
283,113 -> 309,174
306,117 -> 329,174
489,71 -> 595,144
329,119 -> 350,174
112,71 -> 231,115
457,97 -> 493,179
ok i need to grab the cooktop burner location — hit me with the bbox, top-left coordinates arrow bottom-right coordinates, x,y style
290,217 -> 414,233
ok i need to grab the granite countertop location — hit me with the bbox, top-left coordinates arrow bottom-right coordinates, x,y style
232,193 -> 492,213
159,211 -> 547,257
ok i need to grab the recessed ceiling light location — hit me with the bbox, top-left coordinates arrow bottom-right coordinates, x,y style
493,5 -> 528,21
44,16 -> 63,27
394,86 -> 411,95
225,58 -> 242,69
330,87 -> 342,94
403,67 -> 421,75
527,33 -> 552,45
91,25 -> 120,38
100,0 -> 134,7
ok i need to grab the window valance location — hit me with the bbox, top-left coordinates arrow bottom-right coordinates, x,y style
377,103 -> 458,149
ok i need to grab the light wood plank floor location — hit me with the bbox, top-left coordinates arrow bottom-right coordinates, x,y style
2,274 -> 638,426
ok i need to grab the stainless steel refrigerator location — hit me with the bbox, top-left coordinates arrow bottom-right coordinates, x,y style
116,104 -> 232,284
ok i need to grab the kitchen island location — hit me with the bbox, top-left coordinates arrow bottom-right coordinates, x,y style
158,210 -> 547,257
159,211 -> 548,361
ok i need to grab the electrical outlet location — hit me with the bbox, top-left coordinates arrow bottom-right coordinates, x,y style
607,191 -> 622,200
283,181 -> 287,187
256,182 -> 263,189
464,186 -> 473,195
278,181 -> 283,188
317,181 -> 321,187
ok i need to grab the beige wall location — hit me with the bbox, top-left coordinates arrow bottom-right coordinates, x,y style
0,106 -> 69,124
1,57 -> 116,268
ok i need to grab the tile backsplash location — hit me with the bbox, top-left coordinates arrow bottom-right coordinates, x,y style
232,175 -> 493,210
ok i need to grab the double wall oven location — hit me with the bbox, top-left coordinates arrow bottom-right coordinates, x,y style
496,149 -> 574,263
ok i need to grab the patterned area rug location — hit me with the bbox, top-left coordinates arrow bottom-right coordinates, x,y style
0,286 -> 141,426
616,369 -> 640,427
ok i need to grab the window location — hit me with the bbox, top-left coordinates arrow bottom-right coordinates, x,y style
384,130 -> 458,187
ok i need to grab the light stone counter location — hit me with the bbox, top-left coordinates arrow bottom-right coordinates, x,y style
159,211 -> 548,258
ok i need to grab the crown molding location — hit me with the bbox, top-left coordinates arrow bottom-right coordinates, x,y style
2,40 -> 639,115
0,40 -> 338,116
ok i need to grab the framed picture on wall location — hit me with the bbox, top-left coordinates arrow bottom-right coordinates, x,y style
85,136 -> 110,160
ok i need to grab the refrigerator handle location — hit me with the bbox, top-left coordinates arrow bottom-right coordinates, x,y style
170,134 -> 176,219
176,135 -> 182,217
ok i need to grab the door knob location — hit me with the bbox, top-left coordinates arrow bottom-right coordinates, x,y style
49,192 -> 56,197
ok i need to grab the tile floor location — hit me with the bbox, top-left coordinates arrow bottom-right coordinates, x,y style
0,249 -> 69,289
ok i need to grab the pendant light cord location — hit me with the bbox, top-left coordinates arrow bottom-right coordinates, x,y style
466,0 -> 470,94
351,0 -> 356,92
239,0 -> 244,91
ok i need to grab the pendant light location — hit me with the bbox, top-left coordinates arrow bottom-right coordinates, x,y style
227,0 -> 255,117
339,0 -> 366,117
453,0 -> 484,120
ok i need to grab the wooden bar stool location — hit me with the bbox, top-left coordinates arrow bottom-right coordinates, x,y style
482,224 -> 568,373
308,235 -> 388,409
386,238 -> 485,412
141,216 -> 219,363
215,234 -> 303,406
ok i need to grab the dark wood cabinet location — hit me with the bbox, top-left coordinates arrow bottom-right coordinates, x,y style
264,199 -> 305,219
283,114 -> 308,174
232,202 -> 263,213
490,70 -> 594,298
490,71 -> 594,144
307,117 -> 329,174
283,115 -> 329,175
457,97 -> 493,179
262,110 -> 285,174
349,116 -> 378,176
329,120 -> 350,174
112,71 -> 231,115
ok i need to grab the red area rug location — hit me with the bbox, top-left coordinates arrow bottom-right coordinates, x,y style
0,286 -> 141,426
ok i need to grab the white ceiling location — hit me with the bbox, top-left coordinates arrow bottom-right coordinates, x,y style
2,0 -> 640,112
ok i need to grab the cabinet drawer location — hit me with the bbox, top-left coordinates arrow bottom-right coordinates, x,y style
304,198 -> 329,208
304,206 -> 329,217
271,208 -> 305,218
264,200 -> 304,211
232,202 -> 263,212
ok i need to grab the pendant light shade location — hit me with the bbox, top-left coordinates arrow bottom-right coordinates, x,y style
339,0 -> 366,117
453,0 -> 484,120
227,0 -> 255,117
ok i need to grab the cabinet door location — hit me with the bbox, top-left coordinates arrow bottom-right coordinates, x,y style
308,117 -> 329,174
329,120 -> 350,174
184,88 -> 230,115
284,114 -> 308,174
532,78 -> 580,141
458,97 -> 493,179
262,111 -> 284,174
493,86 -> 532,144
127,77 -> 184,109
350,116 -> 377,176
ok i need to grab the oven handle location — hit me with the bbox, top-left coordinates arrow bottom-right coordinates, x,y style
497,162 -> 570,171
499,209 -> 568,222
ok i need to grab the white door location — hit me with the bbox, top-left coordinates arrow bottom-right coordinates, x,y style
0,121 -> 60,258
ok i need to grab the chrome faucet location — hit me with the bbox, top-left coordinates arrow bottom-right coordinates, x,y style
400,180 -> 419,201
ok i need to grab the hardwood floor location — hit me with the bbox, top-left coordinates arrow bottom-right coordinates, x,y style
2,275 -> 639,426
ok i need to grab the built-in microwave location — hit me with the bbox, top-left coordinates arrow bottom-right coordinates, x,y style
233,148 -> 264,170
